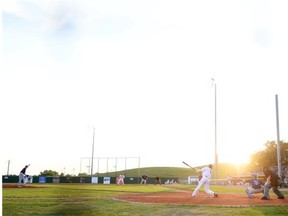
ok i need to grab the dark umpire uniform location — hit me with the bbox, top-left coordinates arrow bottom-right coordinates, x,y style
261,166 -> 284,200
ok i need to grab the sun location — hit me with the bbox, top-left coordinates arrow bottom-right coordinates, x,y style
219,148 -> 250,165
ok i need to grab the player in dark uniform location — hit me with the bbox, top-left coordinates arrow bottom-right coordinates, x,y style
18,164 -> 30,187
155,176 -> 161,185
140,175 -> 148,185
245,174 -> 264,198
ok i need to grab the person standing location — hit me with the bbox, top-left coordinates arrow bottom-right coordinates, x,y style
192,164 -> 218,197
18,164 -> 30,187
261,166 -> 284,200
117,174 -> 125,185
140,175 -> 148,185
155,176 -> 161,185
245,174 -> 264,198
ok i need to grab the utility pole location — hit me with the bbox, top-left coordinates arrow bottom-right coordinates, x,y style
91,127 -> 95,176
7,160 -> 10,175
275,95 -> 281,178
212,78 -> 218,179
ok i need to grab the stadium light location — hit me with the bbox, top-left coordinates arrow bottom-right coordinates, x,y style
212,78 -> 218,179
275,95 -> 281,178
91,127 -> 95,176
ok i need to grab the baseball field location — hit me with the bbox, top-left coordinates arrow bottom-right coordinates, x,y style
2,183 -> 288,216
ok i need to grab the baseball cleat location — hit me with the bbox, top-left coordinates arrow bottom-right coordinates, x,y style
261,196 -> 269,200
214,193 -> 218,198
278,196 -> 284,199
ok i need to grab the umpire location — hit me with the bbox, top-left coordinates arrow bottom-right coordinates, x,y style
261,166 -> 285,200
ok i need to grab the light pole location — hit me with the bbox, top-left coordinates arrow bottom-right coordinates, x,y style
275,95 -> 281,178
212,78 -> 218,179
91,127 -> 95,176
7,160 -> 10,175
62,167 -> 66,176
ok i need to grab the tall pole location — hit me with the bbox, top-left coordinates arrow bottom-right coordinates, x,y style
97,157 -> 100,174
80,158 -> 82,174
138,157 -> 141,184
7,160 -> 10,175
275,95 -> 281,178
212,79 -> 218,179
91,127 -> 95,176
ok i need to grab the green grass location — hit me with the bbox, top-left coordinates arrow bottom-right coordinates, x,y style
3,184 -> 288,216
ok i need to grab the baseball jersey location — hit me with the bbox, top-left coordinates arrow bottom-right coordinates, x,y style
20,167 -> 28,175
201,167 -> 212,178
250,179 -> 263,189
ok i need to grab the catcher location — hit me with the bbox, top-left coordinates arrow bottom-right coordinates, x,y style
245,174 -> 264,198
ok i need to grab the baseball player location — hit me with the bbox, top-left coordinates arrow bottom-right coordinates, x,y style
18,164 -> 30,187
140,175 -> 148,185
192,164 -> 218,197
116,174 -> 125,185
155,176 -> 161,185
245,174 -> 264,198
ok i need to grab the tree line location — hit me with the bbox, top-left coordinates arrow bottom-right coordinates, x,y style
248,141 -> 288,173
39,141 -> 288,177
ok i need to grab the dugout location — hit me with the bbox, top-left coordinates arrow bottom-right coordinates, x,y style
2,175 -> 178,185
187,176 -> 199,185
2,175 -> 18,183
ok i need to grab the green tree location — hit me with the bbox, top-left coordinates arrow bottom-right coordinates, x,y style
249,141 -> 288,170
78,173 -> 89,176
40,170 -> 59,176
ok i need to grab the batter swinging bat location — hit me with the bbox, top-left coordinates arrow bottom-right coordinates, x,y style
182,161 -> 195,170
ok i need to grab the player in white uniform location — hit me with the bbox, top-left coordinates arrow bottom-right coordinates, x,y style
117,174 -> 125,185
192,164 -> 218,197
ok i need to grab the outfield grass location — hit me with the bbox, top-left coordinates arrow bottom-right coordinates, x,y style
3,184 -> 288,216
96,163 -> 249,179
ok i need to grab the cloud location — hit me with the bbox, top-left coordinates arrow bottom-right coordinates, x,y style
2,0 -> 31,19
3,0 -> 82,34
39,1 -> 81,34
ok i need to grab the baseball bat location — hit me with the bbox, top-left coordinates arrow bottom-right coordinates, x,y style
182,161 -> 195,170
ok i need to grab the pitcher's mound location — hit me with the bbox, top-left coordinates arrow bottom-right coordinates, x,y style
3,183 -> 39,189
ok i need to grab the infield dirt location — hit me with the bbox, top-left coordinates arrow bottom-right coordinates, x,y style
116,189 -> 288,206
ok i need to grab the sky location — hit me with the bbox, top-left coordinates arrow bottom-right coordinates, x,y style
1,0 -> 288,176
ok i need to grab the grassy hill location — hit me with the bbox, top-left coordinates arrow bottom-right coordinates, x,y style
96,163 -> 249,180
